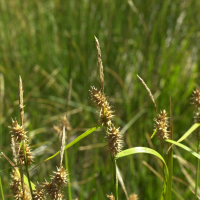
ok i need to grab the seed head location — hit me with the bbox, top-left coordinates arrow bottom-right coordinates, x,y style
9,119 -> 27,142
51,166 -> 68,187
154,110 -> 169,141
107,194 -> 115,200
129,193 -> 139,200
106,125 -> 123,156
19,142 -> 33,166
33,183 -> 44,200
191,89 -> 200,108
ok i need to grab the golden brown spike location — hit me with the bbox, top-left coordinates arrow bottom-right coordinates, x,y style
94,36 -> 104,94
33,183 -> 44,200
137,75 -> 158,115
129,193 -> 139,200
106,125 -> 123,156
19,141 -> 33,166
154,110 -> 169,141
51,166 -> 68,187
106,194 -> 115,200
10,168 -> 22,198
19,76 -> 24,126
191,89 -> 200,108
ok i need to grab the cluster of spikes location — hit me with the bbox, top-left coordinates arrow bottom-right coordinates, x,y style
90,86 -> 123,156
191,89 -> 200,141
106,193 -> 138,200
154,110 -> 169,141
42,166 -> 68,200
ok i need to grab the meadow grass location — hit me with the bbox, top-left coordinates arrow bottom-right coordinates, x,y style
0,0 -> 200,199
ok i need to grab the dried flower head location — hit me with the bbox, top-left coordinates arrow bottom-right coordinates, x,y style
106,125 -> 123,156
10,168 -> 22,198
154,110 -> 169,141
107,194 -> 115,200
129,193 -> 139,200
9,119 -> 27,142
51,166 -> 68,187
191,89 -> 200,108
33,183 -> 44,200
18,142 -> 33,166
90,86 -> 114,126
43,181 -> 63,200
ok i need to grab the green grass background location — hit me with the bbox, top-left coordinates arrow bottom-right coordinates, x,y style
0,0 -> 200,199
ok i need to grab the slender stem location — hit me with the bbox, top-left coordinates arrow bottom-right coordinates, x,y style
112,157 -> 118,200
0,176 -> 5,200
65,149 -> 72,200
22,141 -> 33,198
196,138 -> 200,199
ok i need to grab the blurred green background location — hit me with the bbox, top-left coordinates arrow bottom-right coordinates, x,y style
0,0 -> 200,199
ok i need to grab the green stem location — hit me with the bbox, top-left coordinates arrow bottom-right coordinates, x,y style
22,141 -> 33,199
113,157 -> 118,200
65,149 -> 72,200
0,176 -> 4,200
196,138 -> 200,199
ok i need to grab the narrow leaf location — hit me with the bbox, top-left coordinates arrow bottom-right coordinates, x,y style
166,139 -> 200,159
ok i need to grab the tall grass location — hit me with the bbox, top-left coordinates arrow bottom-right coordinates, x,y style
0,0 -> 200,199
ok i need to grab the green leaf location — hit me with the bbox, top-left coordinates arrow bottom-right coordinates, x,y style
151,128 -> 157,139
177,123 -> 200,143
165,139 -> 200,159
30,126 -> 101,172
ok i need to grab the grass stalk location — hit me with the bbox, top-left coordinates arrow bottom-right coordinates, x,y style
22,141 -> 33,198
0,176 -> 4,200
112,157 -> 118,200
65,149 -> 72,200
196,137 -> 200,199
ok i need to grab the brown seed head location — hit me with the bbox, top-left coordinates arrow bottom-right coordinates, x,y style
191,89 -> 200,108
51,166 -> 68,187
10,168 -> 22,198
19,142 -> 33,166
90,86 -> 114,126
33,183 -> 44,200
154,110 -> 169,141
9,119 -> 27,142
129,193 -> 139,200
43,181 -> 63,200
106,125 -> 123,156
107,194 -> 115,200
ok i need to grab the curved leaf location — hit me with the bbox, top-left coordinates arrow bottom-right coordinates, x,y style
30,126 -> 101,172
177,123 -> 200,143
165,139 -> 200,159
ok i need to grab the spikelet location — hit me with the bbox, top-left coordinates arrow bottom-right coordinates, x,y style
9,119 -> 27,142
191,89 -> 200,108
51,166 -> 68,187
24,184 -> 32,200
43,181 -> 64,200
10,168 -> 22,199
18,141 -> 33,166
107,194 -> 115,200
154,110 -> 169,141
106,125 -> 123,156
90,86 -> 114,126
129,193 -> 139,200
33,183 -> 44,200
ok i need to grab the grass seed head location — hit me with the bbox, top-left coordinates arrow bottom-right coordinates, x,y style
154,110 -> 169,141
10,168 -> 22,198
33,183 -> 44,200
129,193 -> 139,200
106,125 -> 123,156
191,89 -> 200,108
19,142 -> 33,166
51,166 -> 68,187
107,194 -> 115,200
10,119 -> 27,142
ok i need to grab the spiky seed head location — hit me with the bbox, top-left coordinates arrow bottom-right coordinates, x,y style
106,125 -> 123,156
154,110 -> 169,141
90,86 -> 114,126
129,193 -> 139,200
9,119 -> 27,142
19,142 -> 33,166
10,168 -> 22,198
51,166 -> 68,187
33,183 -> 44,200
43,181 -> 63,200
61,116 -> 71,132
191,89 -> 200,108
107,194 -> 115,200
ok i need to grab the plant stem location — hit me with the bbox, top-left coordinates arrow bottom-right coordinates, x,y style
0,176 -> 4,200
113,157 -> 118,200
65,149 -> 72,200
196,138 -> 200,199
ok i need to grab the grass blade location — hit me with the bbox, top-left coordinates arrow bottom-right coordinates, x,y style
0,176 -> 4,200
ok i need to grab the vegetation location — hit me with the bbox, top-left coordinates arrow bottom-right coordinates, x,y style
0,0 -> 200,199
